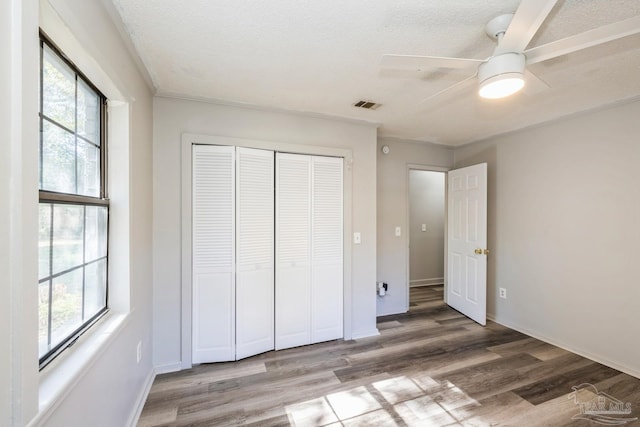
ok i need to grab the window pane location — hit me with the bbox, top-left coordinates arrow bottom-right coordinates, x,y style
78,79 -> 100,145
77,140 -> 100,197
84,206 -> 108,262
42,121 -> 76,193
38,281 -> 51,358
39,204 -> 52,280
50,268 -> 83,349
84,259 -> 107,320
42,45 -> 75,131
52,205 -> 84,274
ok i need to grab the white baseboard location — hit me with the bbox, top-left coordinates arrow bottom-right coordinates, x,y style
487,313 -> 640,380
127,368 -> 156,427
410,277 -> 444,287
351,328 -> 380,340
153,361 -> 183,375
376,307 -> 408,317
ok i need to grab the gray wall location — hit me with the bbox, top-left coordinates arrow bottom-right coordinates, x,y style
377,138 -> 453,315
409,171 -> 445,286
153,97 -> 379,370
454,99 -> 640,377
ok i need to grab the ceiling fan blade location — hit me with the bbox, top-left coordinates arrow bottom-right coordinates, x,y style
521,69 -> 549,95
525,15 -> 640,65
381,54 -> 482,71
496,0 -> 559,54
419,75 -> 477,106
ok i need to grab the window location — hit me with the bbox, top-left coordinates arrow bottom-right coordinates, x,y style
38,33 -> 109,369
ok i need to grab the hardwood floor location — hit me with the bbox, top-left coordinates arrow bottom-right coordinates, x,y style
138,286 -> 640,426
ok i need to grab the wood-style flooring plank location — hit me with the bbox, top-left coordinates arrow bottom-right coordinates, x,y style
138,286 -> 640,426
513,362 -> 622,405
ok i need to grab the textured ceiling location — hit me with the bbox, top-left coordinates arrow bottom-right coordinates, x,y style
111,0 -> 640,146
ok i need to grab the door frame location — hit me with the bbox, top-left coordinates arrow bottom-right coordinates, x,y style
405,164 -> 450,311
180,133 -> 354,369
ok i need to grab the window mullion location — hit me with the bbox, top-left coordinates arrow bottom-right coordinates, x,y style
100,99 -> 107,199
41,115 -> 78,137
39,41 -> 44,190
82,205 -> 86,321
74,74 -> 79,195
47,204 -> 54,347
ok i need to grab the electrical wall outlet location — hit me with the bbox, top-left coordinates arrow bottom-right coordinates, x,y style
499,288 -> 507,299
136,341 -> 142,363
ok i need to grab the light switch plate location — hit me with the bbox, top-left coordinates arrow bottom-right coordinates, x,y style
354,232 -> 361,244
421,224 -> 426,232
395,226 -> 401,237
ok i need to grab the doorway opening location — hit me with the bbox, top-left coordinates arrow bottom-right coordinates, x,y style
407,169 -> 446,310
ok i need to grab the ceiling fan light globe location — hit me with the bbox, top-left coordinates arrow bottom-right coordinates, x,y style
478,73 -> 525,99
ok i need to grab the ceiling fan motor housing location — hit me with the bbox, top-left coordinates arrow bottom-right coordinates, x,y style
478,52 -> 526,85
477,52 -> 526,99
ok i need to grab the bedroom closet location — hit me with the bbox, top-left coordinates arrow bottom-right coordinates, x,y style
191,145 -> 343,363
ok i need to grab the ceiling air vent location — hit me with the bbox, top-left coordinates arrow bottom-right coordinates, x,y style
353,100 -> 380,110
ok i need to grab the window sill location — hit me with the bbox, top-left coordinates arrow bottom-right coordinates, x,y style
34,310 -> 131,424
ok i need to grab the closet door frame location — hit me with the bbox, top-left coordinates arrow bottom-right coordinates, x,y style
181,134 -> 353,370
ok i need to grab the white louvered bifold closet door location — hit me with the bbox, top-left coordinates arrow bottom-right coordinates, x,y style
275,153 -> 343,350
235,147 -> 275,359
275,153 -> 312,350
311,156 -> 343,343
192,145 -> 235,363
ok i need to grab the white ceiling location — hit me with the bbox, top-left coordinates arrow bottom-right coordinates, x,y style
111,0 -> 640,146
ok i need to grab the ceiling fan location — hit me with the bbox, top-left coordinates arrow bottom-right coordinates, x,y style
381,0 -> 640,101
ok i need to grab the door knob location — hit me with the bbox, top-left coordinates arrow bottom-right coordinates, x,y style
474,248 -> 482,254
484,249 -> 490,255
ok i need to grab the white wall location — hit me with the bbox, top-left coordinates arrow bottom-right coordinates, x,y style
409,171 -> 445,285
0,0 -> 154,425
2,0 -> 40,424
0,0 -> 11,416
454,99 -> 640,378
377,138 -> 453,316
153,97 -> 378,369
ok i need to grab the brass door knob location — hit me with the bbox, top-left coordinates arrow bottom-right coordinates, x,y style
484,249 -> 490,255
474,248 -> 482,254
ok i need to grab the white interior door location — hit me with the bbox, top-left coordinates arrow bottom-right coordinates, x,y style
310,156 -> 343,343
235,147 -> 275,359
192,145 -> 236,363
275,153 -> 312,350
447,163 -> 487,325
